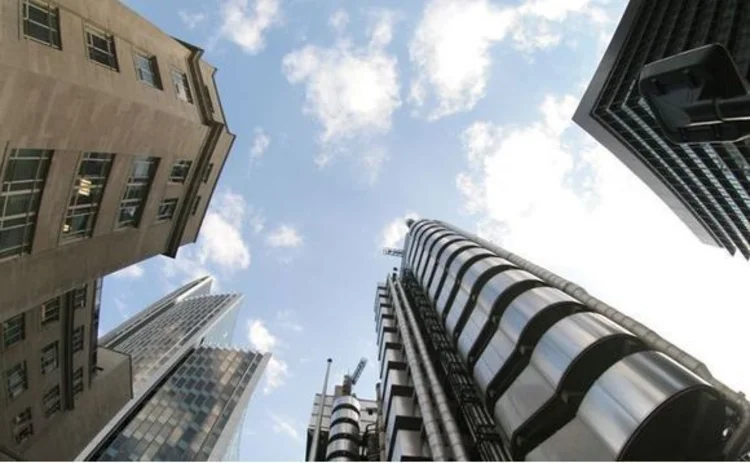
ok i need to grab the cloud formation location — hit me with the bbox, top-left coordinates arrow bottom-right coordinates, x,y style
456,94 -> 750,391
380,212 -> 420,250
220,0 -> 282,54
266,225 -> 304,248
250,127 -> 271,170
409,0 -> 613,119
282,10 -> 401,166
269,413 -> 302,442
111,263 -> 144,280
178,10 -> 206,29
329,9 -> 349,33
162,189 -> 251,287
247,319 -> 290,394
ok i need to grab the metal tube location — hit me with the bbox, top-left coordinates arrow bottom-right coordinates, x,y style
310,358 -> 332,462
437,220 -> 750,459
393,278 -> 469,461
387,276 -> 448,461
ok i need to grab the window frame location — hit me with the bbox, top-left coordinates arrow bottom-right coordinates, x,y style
43,384 -> 61,418
40,297 -> 60,326
169,160 -> 192,183
171,68 -> 193,103
156,198 -> 178,222
116,156 -> 159,229
0,148 -> 53,260
21,0 -> 61,49
72,325 -> 85,353
191,196 -> 201,216
71,285 -> 87,310
5,361 -> 28,401
202,163 -> 213,184
73,367 -> 84,398
133,50 -> 162,89
40,340 -> 59,374
2,313 -> 26,348
61,152 -> 114,242
84,24 -> 118,71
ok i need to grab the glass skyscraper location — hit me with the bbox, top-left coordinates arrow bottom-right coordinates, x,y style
77,277 -> 270,461
575,0 -> 750,258
368,218 -> 750,461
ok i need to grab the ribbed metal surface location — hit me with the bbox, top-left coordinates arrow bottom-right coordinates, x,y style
325,396 -> 361,461
397,220 -> 741,460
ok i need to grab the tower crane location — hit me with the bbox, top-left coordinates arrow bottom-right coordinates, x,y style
382,248 -> 403,257
342,357 -> 367,396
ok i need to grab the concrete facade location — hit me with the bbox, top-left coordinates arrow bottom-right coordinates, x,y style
0,279 -> 132,461
0,0 -> 235,318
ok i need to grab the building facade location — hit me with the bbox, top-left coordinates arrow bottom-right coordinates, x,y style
0,279 -> 132,461
305,394 -> 380,461
368,218 -> 750,461
0,0 -> 236,320
574,0 -> 750,258
77,276 -> 270,461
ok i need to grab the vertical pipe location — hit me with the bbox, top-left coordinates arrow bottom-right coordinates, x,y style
393,279 -> 469,461
310,358 -> 332,462
387,277 -> 448,461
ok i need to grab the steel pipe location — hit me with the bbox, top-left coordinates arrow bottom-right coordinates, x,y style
437,220 -> 750,459
392,278 -> 469,461
386,277 -> 448,461
310,358 -> 333,461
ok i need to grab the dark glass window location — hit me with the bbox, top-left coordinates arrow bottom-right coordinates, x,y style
22,0 -> 61,48
62,153 -> 114,241
40,297 -> 60,325
117,157 -> 158,228
0,149 -> 52,259
72,325 -> 85,352
5,361 -> 28,400
191,196 -> 201,215
85,25 -> 118,70
71,285 -> 87,309
2,313 -> 25,347
40,341 -> 58,374
169,160 -> 191,183
171,69 -> 193,103
134,52 -> 161,88
73,367 -> 84,397
156,198 -> 178,221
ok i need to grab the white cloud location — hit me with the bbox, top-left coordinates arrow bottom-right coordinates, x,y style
409,0 -> 612,119
111,263 -> 144,280
266,225 -> 303,248
360,146 -> 390,185
162,189 -> 251,286
264,357 -> 289,394
249,127 -> 271,170
220,0 -> 282,54
282,10 -> 401,165
248,319 -> 277,352
178,10 -> 206,29
247,319 -> 290,394
456,94 -> 750,393
113,297 -> 130,321
329,9 -> 349,33
249,207 -> 266,234
269,413 -> 302,442
380,212 -> 420,250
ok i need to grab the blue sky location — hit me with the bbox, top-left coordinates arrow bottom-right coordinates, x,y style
104,0 -> 750,460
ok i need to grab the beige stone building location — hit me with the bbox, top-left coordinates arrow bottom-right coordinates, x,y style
0,0 -> 235,459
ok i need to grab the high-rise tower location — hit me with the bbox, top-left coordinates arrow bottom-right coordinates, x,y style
369,218 -> 750,461
76,277 -> 270,461
574,0 -> 750,258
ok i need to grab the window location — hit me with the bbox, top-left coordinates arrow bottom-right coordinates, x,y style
85,25 -> 118,70
191,196 -> 201,215
133,52 -> 161,88
171,69 -> 193,103
0,149 -> 52,259
13,408 -> 32,426
41,341 -> 59,374
61,153 -> 114,240
117,157 -> 158,228
156,198 -> 178,221
5,361 -> 28,400
72,326 -> 84,352
202,163 -> 213,184
40,297 -> 60,326
169,160 -> 191,183
14,423 -> 33,445
22,0 -> 60,48
71,285 -> 87,309
73,367 -> 84,398
1,313 -> 27,351
43,385 -> 60,417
